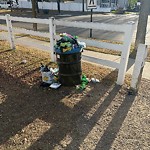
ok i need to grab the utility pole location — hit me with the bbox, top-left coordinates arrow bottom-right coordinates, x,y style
133,0 -> 150,57
129,0 -> 150,94
31,0 -> 37,31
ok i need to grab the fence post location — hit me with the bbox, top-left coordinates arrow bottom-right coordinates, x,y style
49,17 -> 56,62
130,44 -> 148,93
116,22 -> 135,85
5,14 -> 15,49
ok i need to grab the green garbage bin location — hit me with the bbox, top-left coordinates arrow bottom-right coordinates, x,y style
55,48 -> 82,86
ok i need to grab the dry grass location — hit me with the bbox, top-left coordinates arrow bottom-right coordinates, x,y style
0,40 -> 149,150
0,40 -> 120,86
15,34 -> 123,56
0,9 -> 11,13
15,34 -> 50,42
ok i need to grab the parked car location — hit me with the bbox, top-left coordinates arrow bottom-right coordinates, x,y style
0,1 -> 19,9
11,2 -> 19,8
0,1 -> 9,9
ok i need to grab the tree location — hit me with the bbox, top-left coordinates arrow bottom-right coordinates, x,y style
9,0 -> 13,12
128,0 -> 138,10
57,0 -> 60,14
133,0 -> 150,57
15,0 -> 19,5
36,0 -> 40,13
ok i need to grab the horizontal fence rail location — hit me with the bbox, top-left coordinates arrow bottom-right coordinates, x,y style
0,16 -> 6,20
82,55 -> 120,69
13,28 -> 49,38
0,14 -> 136,85
10,16 -> 49,24
78,38 -> 123,52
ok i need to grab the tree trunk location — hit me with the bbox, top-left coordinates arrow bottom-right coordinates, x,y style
9,0 -> 13,12
109,0 -> 111,8
82,0 -> 84,12
16,0 -> 19,5
131,0 -> 150,58
31,0 -> 37,31
57,0 -> 60,14
36,0 -> 40,13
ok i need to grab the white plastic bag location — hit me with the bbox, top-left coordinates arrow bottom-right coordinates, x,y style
41,71 -> 54,84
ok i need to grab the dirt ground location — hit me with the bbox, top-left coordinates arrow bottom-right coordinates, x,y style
0,40 -> 150,150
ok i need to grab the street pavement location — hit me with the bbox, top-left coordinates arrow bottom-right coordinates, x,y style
0,32 -> 150,80
0,10 -> 150,45
0,10 -> 139,43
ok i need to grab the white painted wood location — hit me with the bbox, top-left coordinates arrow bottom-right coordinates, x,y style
0,16 -> 6,20
78,37 -> 123,52
131,44 -> 148,90
49,17 -> 56,62
55,35 -> 123,52
117,23 -> 136,85
10,16 -> 49,24
13,28 -> 49,38
0,14 -> 136,85
5,14 -> 15,49
82,55 -> 120,69
55,20 -> 129,32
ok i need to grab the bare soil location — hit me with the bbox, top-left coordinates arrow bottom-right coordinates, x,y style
0,40 -> 150,150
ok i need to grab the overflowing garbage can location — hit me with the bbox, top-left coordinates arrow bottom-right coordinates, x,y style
54,33 -> 85,86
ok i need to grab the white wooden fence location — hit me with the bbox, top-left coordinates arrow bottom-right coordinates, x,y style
0,14 -> 136,85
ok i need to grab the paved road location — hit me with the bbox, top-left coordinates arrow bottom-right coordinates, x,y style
0,10 -> 139,43
1,10 -> 150,45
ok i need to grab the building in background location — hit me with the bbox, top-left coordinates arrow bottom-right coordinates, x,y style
98,0 -> 128,10
18,0 -> 129,12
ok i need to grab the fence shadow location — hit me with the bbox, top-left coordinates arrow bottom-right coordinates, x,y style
0,68 -> 73,146
65,83 -> 122,150
0,66 -> 134,150
27,70 -> 119,150
0,49 -> 13,54
95,92 -> 136,150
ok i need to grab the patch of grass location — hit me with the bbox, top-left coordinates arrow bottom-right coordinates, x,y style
85,46 -> 121,56
15,34 -> 122,56
0,9 -> 11,13
15,33 -> 50,42
0,40 -> 117,84
30,35 -> 50,42
0,40 -> 133,86
6,32 -> 150,62
0,40 -> 55,86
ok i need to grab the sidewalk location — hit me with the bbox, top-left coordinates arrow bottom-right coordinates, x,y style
0,32 -> 150,80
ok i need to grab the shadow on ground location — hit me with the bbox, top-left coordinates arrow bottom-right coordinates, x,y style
0,63 -> 136,150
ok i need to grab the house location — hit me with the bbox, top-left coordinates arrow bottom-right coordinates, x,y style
91,0 -> 128,10
18,0 -> 129,12
74,0 -> 128,10
117,0 -> 128,9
